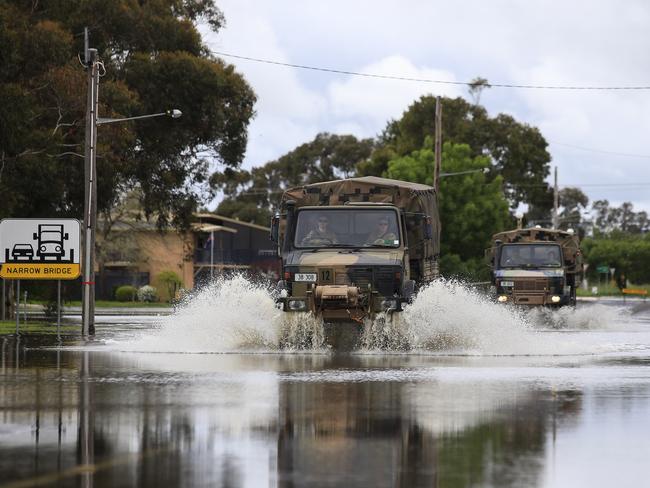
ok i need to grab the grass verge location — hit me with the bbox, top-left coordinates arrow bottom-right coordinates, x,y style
0,321 -> 80,335
577,283 -> 650,297
27,300 -> 172,308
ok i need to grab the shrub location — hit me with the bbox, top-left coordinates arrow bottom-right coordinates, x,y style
157,270 -> 183,302
115,285 -> 138,302
137,285 -> 158,303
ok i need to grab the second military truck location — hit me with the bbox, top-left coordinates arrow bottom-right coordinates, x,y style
487,227 -> 582,307
271,176 -> 440,324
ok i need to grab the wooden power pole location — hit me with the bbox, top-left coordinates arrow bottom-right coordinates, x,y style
82,30 -> 98,336
433,96 -> 442,193
552,166 -> 559,229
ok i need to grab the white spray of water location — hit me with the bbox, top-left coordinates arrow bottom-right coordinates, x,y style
119,275 -> 325,353
392,280 -> 633,355
114,276 -> 629,356
396,279 -> 568,355
525,304 -> 627,330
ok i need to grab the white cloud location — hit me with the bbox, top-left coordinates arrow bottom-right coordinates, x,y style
327,56 -> 462,137
207,0 -> 650,210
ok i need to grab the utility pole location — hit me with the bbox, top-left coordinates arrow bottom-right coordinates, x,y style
552,166 -> 559,229
80,30 -> 181,336
433,96 -> 442,193
82,30 -> 98,337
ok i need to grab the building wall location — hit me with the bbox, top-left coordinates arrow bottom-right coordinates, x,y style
133,230 -> 194,301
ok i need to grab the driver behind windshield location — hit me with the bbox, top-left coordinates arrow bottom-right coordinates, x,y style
541,249 -> 561,266
503,246 -> 526,266
365,217 -> 397,245
301,215 -> 338,245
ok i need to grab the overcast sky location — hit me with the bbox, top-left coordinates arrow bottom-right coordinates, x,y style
201,0 -> 650,212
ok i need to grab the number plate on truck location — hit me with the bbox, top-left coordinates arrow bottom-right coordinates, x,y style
294,273 -> 317,282
501,281 -> 514,287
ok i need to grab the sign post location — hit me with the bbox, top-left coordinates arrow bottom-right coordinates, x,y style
0,219 -> 81,335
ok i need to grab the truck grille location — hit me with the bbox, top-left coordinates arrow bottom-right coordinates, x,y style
515,280 -> 548,292
336,267 -> 399,296
514,278 -> 563,294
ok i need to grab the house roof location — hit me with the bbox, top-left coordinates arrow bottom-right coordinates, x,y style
194,213 -> 270,232
101,213 -> 269,233
191,223 -> 238,234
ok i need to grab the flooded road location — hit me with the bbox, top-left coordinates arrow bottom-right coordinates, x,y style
2,280 -> 650,487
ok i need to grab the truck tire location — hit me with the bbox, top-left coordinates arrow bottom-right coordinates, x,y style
402,280 -> 415,303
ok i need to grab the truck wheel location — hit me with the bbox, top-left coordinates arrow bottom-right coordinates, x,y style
402,280 -> 415,303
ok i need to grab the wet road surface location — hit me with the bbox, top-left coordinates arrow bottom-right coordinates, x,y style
1,297 -> 650,487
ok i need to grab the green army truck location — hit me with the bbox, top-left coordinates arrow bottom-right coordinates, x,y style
270,176 -> 440,325
486,227 -> 582,307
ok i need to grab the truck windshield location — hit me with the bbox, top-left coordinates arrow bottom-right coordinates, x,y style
499,244 -> 562,268
294,209 -> 400,248
40,231 -> 62,242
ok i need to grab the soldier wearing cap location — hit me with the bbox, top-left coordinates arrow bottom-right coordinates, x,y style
301,215 -> 338,245
365,217 -> 397,245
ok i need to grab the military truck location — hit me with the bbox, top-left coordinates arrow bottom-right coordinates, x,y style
270,176 -> 440,325
486,227 -> 582,307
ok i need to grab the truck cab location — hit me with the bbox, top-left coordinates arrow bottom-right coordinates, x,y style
272,177 -> 440,324
487,227 -> 582,307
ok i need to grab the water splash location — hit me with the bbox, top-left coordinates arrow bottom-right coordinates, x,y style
358,279 -> 541,353
277,312 -> 325,351
115,276 -> 628,356
118,275 -> 324,353
399,279 -> 560,354
525,304 -> 627,330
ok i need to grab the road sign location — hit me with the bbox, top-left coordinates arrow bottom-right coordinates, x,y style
596,265 -> 609,273
0,219 -> 81,279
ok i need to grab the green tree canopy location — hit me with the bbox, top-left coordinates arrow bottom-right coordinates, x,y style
582,233 -> 650,284
358,96 -> 552,212
589,200 -> 649,235
0,1 -> 256,228
212,133 -> 373,225
385,140 -> 511,278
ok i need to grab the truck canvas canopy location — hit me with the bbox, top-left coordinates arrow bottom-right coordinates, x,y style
282,176 -> 440,257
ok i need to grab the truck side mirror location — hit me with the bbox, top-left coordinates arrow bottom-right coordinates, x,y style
270,215 -> 280,243
33,233 -> 37,240
423,216 -> 433,240
64,233 -> 69,240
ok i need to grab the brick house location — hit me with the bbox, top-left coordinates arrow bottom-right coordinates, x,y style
97,213 -> 279,301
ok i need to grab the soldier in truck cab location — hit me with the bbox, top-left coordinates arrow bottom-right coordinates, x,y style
503,246 -> 525,266
365,217 -> 397,245
301,215 -> 338,245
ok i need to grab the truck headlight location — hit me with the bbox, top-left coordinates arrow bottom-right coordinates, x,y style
551,295 -> 561,303
287,299 -> 307,311
497,295 -> 508,303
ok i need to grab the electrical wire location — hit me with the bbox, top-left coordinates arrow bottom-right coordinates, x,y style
550,141 -> 650,159
211,50 -> 650,91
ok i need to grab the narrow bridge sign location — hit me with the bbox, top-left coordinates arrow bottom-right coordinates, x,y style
0,219 -> 81,280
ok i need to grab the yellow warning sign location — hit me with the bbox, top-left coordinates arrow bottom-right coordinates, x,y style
0,263 -> 80,280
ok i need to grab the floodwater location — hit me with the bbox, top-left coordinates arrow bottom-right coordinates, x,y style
2,278 -> 650,487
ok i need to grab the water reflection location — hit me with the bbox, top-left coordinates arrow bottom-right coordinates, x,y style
1,338 -> 649,487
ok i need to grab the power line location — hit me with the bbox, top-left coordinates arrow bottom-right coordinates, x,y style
565,183 -> 650,187
550,141 -> 650,159
211,50 -> 650,91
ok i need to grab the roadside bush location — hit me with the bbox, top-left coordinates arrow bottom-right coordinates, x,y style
115,285 -> 138,302
137,285 -> 158,303
157,270 -> 183,302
